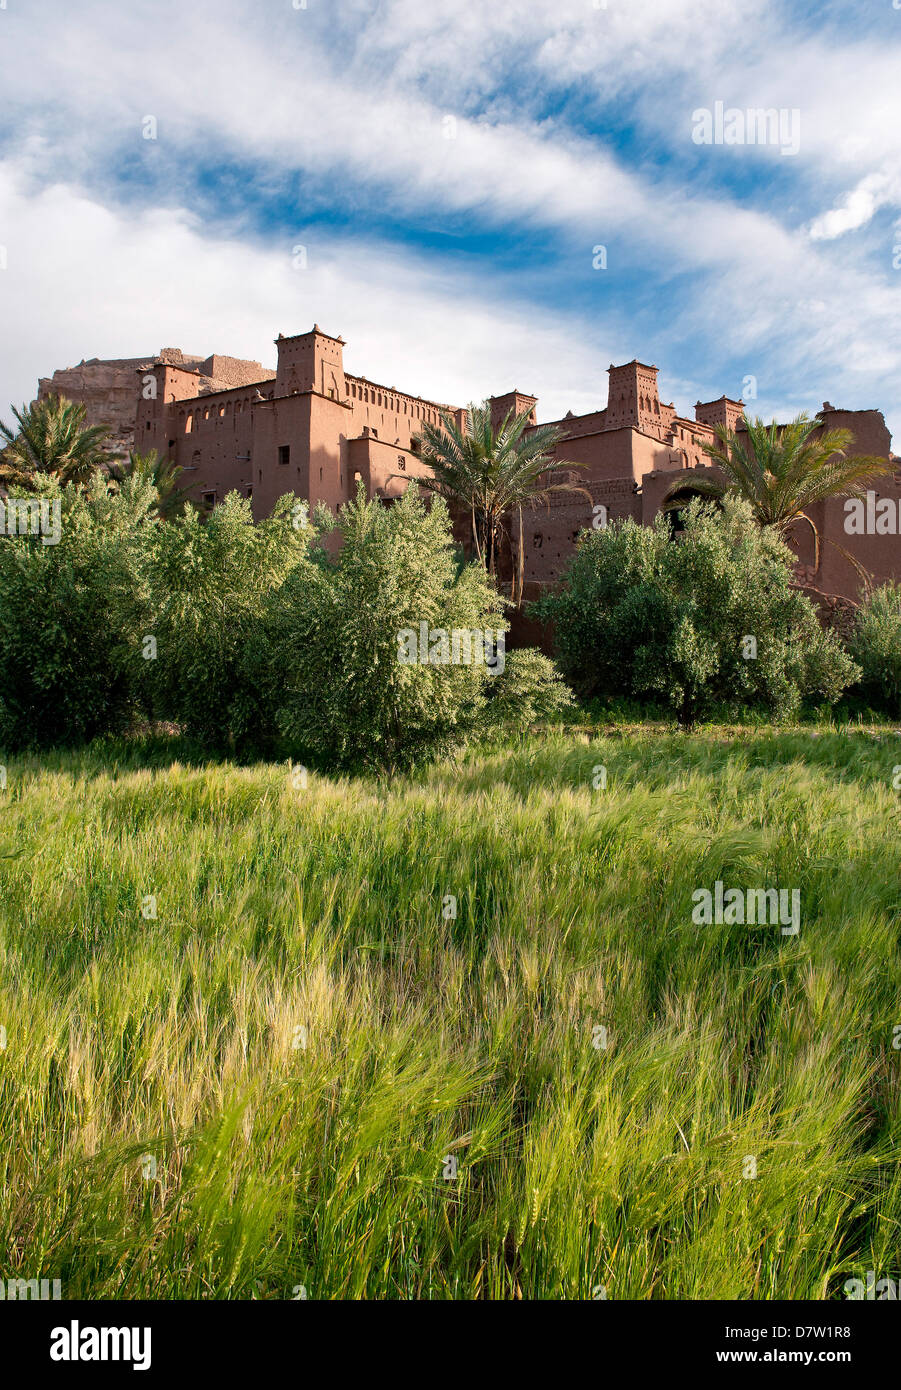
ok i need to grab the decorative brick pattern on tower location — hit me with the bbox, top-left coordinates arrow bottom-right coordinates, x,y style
275,326 -> 347,400
695,395 -> 745,437
489,391 -> 537,431
604,362 -> 673,441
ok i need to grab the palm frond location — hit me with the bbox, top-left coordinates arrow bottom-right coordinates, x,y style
698,413 -> 896,569
0,394 -> 112,486
411,398 -> 584,601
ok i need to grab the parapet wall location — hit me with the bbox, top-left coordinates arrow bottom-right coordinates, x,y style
199,355 -> 275,389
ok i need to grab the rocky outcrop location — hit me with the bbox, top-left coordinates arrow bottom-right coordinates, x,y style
37,355 -> 166,457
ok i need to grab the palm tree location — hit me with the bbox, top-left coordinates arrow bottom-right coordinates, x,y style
107,450 -> 193,519
663,412 -> 893,571
413,401 -> 585,604
0,395 -> 111,487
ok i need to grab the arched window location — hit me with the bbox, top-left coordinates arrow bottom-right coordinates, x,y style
663,485 -> 720,537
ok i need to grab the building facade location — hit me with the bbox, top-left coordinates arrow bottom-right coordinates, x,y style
39,325 -> 900,603
502,359 -> 899,605
135,326 -> 463,518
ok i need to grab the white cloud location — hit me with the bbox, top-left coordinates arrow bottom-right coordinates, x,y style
809,172 -> 901,241
4,152 -> 900,451
0,160 -> 627,427
1,1 -> 900,444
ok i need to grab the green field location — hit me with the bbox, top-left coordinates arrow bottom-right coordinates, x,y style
1,723 -> 899,1299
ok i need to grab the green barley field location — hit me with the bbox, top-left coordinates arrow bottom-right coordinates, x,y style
1,722 -> 899,1299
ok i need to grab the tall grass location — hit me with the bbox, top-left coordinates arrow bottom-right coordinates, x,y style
0,724 -> 899,1298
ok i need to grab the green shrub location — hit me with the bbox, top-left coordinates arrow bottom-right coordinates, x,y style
848,583 -> 901,717
0,475 -> 155,750
532,497 -> 858,725
242,486 -> 516,773
145,493 -> 309,746
480,647 -> 574,732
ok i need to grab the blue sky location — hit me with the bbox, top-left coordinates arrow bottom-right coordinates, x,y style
1,0 -> 900,438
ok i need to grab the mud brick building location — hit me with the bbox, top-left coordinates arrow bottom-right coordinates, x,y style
132,326 -> 462,518
37,326 -> 899,603
500,360 -> 899,604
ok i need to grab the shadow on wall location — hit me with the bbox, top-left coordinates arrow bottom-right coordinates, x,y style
506,582 -> 555,655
